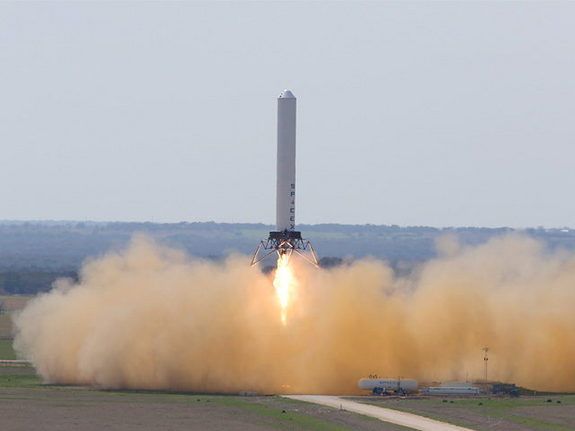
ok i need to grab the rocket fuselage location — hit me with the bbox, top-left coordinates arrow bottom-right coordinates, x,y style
276,90 -> 296,232
249,89 -> 318,267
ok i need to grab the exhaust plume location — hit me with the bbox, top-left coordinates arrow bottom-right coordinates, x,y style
13,234 -> 575,393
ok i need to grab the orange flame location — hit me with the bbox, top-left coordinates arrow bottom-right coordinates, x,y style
273,254 -> 296,325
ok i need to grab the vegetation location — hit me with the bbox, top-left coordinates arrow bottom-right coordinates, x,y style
0,271 -> 77,295
0,339 -> 16,359
0,367 -> 39,388
1,221 -> 575,294
214,397 -> 352,431
0,314 -> 12,339
0,369 -> 391,431
357,396 -> 575,431
0,295 -> 32,338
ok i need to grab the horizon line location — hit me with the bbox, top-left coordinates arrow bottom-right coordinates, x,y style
0,219 -> 572,231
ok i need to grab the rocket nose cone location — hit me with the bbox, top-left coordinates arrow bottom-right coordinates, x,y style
279,89 -> 295,99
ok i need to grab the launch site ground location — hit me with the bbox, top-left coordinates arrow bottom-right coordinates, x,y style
1,365 -> 574,431
0,339 -> 574,431
349,396 -> 575,431
0,365 -> 405,431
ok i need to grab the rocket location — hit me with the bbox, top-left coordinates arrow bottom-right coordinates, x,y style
251,90 -> 319,266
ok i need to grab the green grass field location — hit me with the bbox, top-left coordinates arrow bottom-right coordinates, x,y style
0,339 -> 17,359
0,314 -> 12,338
0,367 -> 40,387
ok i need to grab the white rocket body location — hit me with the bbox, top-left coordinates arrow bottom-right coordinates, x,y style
250,89 -> 318,267
276,90 -> 296,232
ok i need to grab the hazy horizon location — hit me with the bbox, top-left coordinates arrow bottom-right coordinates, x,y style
2,2 -> 574,228
0,218 -> 572,230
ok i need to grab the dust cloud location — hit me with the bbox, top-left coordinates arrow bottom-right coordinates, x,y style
13,234 -> 575,393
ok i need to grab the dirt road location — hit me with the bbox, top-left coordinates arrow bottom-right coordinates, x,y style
285,395 -> 476,431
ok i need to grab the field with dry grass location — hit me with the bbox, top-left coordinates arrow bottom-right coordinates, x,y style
0,365 -> 408,431
352,395 -> 575,431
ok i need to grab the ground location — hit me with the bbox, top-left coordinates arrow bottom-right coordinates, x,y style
0,339 -> 17,359
0,294 -> 32,339
351,396 -> 575,431
0,365 -> 406,431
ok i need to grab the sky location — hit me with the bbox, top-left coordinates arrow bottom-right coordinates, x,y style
1,1 -> 574,228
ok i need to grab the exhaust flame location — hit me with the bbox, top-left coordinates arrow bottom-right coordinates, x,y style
273,254 -> 296,325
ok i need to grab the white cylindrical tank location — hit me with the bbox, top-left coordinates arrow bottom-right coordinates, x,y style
358,378 -> 419,393
276,89 -> 296,232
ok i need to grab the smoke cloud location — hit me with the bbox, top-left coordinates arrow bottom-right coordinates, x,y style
13,234 -> 575,393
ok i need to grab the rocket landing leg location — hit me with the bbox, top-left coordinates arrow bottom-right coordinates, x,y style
250,231 -> 319,267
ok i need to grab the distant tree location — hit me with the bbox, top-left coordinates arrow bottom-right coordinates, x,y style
319,257 -> 344,268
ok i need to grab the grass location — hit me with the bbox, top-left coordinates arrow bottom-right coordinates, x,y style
0,294 -> 33,338
357,396 -> 575,431
0,314 -> 13,338
0,367 -> 40,388
505,416 -> 573,431
216,397 -> 352,431
0,369 -> 373,431
472,397 -> 575,431
102,393 -> 358,430
0,338 -> 17,359
0,295 -> 33,311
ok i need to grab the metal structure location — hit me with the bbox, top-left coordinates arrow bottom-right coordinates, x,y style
483,347 -> 489,381
357,377 -> 418,395
421,386 -> 480,396
251,90 -> 319,267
